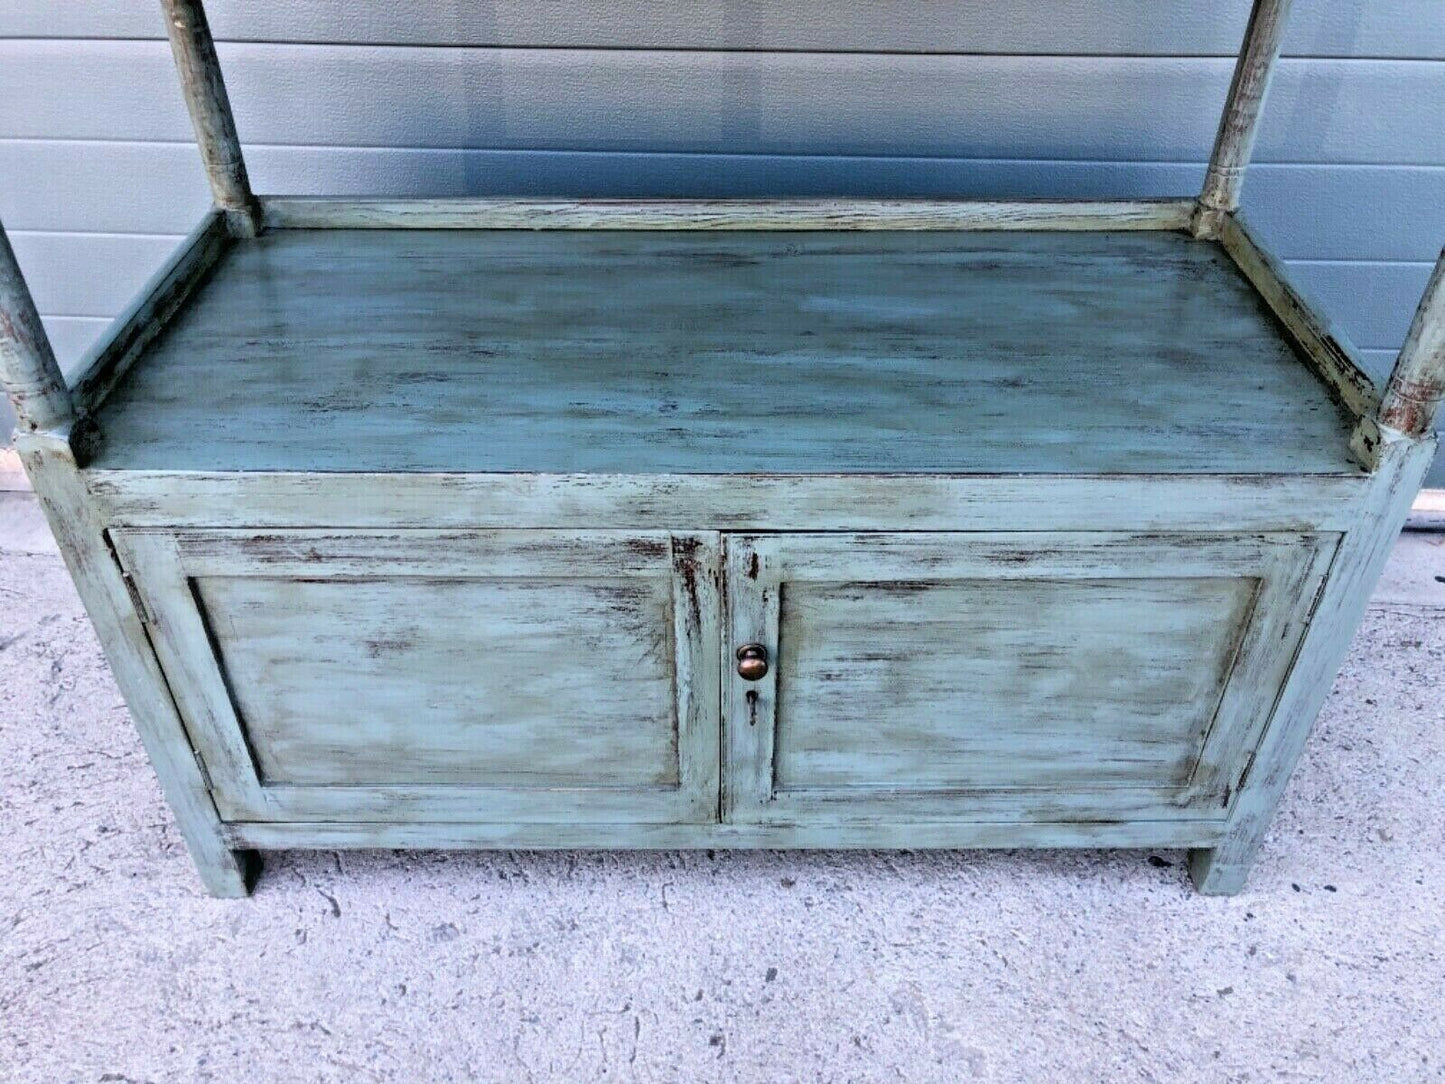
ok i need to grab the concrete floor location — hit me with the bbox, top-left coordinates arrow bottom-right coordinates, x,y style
1,490 -> 1442,1083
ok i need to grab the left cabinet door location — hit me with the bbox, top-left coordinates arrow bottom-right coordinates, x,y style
110,530 -> 721,825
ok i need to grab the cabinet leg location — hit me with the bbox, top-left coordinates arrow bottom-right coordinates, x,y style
190,846 -> 262,898
1187,846 -> 1252,896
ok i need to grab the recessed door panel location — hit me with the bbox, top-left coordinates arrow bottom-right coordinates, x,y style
724,533 -> 1335,825
113,530 -> 721,824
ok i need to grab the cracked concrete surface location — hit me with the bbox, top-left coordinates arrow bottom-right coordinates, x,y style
1,491 -> 1443,1082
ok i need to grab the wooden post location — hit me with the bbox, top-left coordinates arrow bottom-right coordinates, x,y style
1192,0 -> 1295,239
1378,249 -> 1445,437
159,0 -> 261,236
0,216 -> 74,433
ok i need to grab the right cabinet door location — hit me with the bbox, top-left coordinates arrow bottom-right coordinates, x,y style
723,532 -> 1336,826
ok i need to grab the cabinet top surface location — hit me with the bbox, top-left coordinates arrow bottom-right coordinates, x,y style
88,228 -> 1358,475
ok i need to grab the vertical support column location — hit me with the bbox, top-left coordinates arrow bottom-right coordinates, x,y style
159,0 -> 261,236
0,216 -> 74,433
1192,0 -> 1295,239
1378,250 -> 1445,437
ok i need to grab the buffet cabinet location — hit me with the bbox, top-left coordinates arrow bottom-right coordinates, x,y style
3,0 -> 1441,897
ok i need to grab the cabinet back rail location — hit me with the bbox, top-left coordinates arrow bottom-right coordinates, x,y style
259,197 -> 1196,232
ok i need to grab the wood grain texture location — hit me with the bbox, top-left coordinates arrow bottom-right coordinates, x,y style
5,2 -> 1437,898
774,578 -> 1253,788
69,210 -> 230,419
211,574 -> 683,786
87,227 -> 1358,476
1218,211 -> 1383,462
1379,249 -> 1445,436
225,818 -> 1225,853
1195,0 -> 1294,236
85,471 -> 1374,533
1190,435 -> 1437,893
15,432 -> 257,895
261,197 -> 1195,232
725,532 -> 1333,825
158,0 -> 258,233
111,529 -> 721,825
0,217 -> 72,432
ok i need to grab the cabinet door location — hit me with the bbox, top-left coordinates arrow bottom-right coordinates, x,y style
724,533 -> 1334,826
112,530 -> 720,824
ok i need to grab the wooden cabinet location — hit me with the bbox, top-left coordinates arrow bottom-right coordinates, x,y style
108,525 -> 1340,849
5,0 -> 1441,897
8,213 -> 1436,899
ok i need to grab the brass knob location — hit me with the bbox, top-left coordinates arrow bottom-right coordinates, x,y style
736,643 -> 769,681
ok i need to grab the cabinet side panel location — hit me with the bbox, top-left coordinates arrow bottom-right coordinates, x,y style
1191,435 -> 1438,893
16,437 -> 256,895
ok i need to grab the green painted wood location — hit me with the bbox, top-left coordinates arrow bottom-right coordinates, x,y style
159,0 -> 260,233
15,433 -> 258,896
1220,212 -> 1379,428
87,470 -> 1373,533
69,210 -> 232,420
1193,0 -> 1294,237
87,228 -> 1358,476
1190,435 -> 1437,894
725,532 -> 1333,826
111,529 -> 721,825
0,217 -> 73,433
1379,248 -> 1445,437
227,818 -> 1227,853
261,197 -> 1196,231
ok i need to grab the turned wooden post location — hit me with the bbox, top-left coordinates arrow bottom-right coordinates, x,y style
0,217 -> 74,433
1193,0 -> 1295,238
1378,250 -> 1445,437
159,0 -> 261,235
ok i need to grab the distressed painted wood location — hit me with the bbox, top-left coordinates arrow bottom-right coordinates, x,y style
87,228 -> 1358,476
69,210 -> 231,418
0,216 -> 73,433
5,0 -> 1437,897
1189,436 -> 1436,893
261,197 -> 1196,232
226,818 -> 1226,853
110,529 -> 721,824
158,0 -> 259,234
9,199 -> 1437,895
1194,0 -> 1294,238
86,471 -> 1374,533
724,533 -> 1334,825
1379,249 -> 1445,437
14,431 -> 257,896
1219,214 -> 1380,415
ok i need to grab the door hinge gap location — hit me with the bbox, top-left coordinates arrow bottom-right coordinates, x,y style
119,570 -> 154,625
